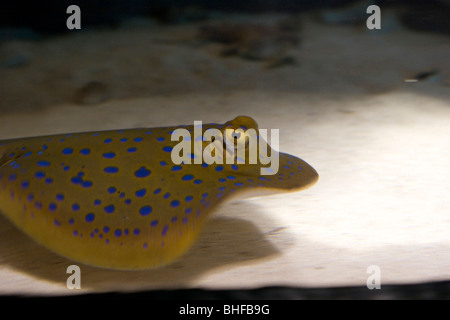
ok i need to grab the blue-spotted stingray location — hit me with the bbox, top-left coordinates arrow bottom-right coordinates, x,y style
0,116 -> 318,270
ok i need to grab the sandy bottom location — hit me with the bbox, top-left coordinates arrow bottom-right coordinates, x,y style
0,13 -> 449,295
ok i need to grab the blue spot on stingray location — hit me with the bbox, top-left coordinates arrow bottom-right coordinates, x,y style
182,174 -> 194,181
27,194 -> 34,202
56,193 -> 64,201
194,179 -> 202,184
103,226 -> 110,233
104,138 -> 112,143
134,166 -> 150,178
215,166 -> 223,172
63,166 -> 70,171
49,203 -> 57,211
62,148 -> 73,155
227,175 -> 236,180
160,161 -> 167,166
157,137 -> 165,142
21,181 -> 29,189
145,131 -> 152,134
54,219 -> 61,227
114,229 -> 122,237
232,164 -> 239,170
94,199 -> 101,206
127,147 -> 137,153
125,199 -> 131,205
119,192 -> 125,198
120,138 -> 128,142
182,217 -> 188,224
72,203 -> 80,211
235,182 -> 244,186
219,186 -> 226,191
185,195 -> 193,202
104,166 -> 119,174
104,204 -> 115,214
162,225 -> 168,237
150,220 -> 159,227
81,180 -> 92,188
35,171 -> 45,179
80,148 -> 90,155
202,163 -> 209,168
163,146 -> 173,152
108,186 -> 117,194
68,218 -> 74,225
85,213 -> 95,223
133,228 -> 140,235
103,152 -> 116,158
134,137 -> 143,142
163,192 -> 170,199
37,161 -> 51,167
185,208 -> 192,214
170,200 -> 180,207
202,193 -> 208,198
219,178 -> 226,183
139,206 -> 152,216
45,178 -> 54,184
154,188 -> 161,194
135,189 -> 146,197
71,176 -> 82,184
124,228 -> 129,236
171,166 -> 182,171
24,152 -> 32,157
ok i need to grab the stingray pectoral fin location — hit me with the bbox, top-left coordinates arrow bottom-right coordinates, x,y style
278,152 -> 319,191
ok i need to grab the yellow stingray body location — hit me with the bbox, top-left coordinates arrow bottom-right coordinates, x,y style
0,116 -> 318,270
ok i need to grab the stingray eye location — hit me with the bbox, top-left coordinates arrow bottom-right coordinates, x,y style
232,131 -> 241,140
224,128 -> 249,153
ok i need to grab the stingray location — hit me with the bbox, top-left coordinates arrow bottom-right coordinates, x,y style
0,116 -> 318,270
